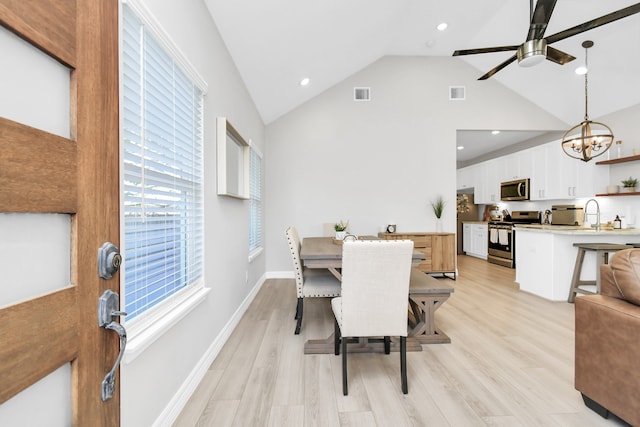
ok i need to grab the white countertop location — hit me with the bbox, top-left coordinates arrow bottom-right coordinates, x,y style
462,221 -> 488,225
515,224 -> 640,236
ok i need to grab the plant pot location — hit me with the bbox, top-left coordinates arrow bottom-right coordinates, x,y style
435,218 -> 443,232
335,231 -> 347,240
624,186 -> 636,193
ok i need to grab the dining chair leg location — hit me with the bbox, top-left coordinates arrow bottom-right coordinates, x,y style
384,336 -> 390,354
334,318 -> 341,356
342,334 -> 348,395
400,336 -> 408,394
294,298 -> 303,335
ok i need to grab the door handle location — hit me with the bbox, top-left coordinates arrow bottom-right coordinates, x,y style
98,289 -> 127,401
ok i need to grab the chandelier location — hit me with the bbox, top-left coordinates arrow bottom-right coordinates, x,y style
561,41 -> 614,162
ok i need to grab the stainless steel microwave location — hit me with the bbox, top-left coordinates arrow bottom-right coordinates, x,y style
500,178 -> 530,201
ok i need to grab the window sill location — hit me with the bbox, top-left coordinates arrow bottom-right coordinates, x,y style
123,284 -> 210,364
248,246 -> 263,263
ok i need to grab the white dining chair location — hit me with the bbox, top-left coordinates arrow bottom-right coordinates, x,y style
331,239 -> 414,395
285,226 -> 341,335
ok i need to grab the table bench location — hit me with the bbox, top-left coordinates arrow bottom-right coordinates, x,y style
407,269 -> 455,344
304,269 -> 454,353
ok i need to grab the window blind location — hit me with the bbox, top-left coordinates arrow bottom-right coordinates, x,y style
122,4 -> 204,320
249,147 -> 262,252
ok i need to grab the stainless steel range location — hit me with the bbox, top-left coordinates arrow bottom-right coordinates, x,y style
488,210 -> 541,268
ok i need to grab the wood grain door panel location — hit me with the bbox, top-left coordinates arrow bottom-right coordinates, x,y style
0,0 -> 120,425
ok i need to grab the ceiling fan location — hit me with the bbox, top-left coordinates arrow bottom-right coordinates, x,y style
452,0 -> 640,80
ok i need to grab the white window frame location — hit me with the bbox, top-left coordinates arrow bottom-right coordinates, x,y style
248,142 -> 263,262
120,0 -> 209,362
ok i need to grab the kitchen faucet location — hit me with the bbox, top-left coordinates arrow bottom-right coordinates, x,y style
584,199 -> 601,231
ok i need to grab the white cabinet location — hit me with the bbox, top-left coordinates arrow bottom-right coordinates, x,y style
530,144 -> 548,200
475,160 -> 500,204
463,222 -> 487,259
541,140 -> 607,199
456,165 -> 476,191
462,224 -> 472,254
472,224 -> 488,258
463,139 -> 607,203
502,150 -> 532,182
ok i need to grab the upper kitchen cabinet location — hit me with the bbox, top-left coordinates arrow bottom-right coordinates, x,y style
532,140 -> 606,199
529,144 -> 548,200
456,164 -> 477,191
475,159 -> 500,204
501,150 -> 533,182
459,138 -> 611,203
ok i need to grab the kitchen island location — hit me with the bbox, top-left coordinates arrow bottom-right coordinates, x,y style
514,225 -> 640,301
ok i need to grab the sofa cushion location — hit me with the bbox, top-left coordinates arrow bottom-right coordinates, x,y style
611,249 -> 640,306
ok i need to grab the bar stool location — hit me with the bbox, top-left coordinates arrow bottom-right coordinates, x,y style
567,243 -> 632,303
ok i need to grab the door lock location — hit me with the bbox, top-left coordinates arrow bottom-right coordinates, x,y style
98,242 -> 122,279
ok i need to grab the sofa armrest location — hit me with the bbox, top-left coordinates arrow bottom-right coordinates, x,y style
575,295 -> 640,426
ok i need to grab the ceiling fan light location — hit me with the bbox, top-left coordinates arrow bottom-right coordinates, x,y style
517,39 -> 547,67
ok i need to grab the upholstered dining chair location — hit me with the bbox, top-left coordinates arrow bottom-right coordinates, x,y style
332,239 -> 414,395
285,226 -> 341,335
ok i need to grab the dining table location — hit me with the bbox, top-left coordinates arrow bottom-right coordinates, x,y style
299,236 -> 455,354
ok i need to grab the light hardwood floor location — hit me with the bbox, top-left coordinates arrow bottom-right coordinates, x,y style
174,255 -> 630,426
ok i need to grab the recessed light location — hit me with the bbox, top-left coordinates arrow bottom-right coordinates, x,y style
457,146 -> 464,150
491,130 -> 501,135
575,66 -> 588,75
299,77 -> 310,86
436,22 -> 448,31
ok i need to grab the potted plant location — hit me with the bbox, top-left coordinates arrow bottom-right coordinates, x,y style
621,176 -> 638,192
334,220 -> 349,240
431,196 -> 446,231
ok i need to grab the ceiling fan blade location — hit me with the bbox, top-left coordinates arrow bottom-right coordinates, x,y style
478,54 -> 518,80
527,0 -> 558,40
453,45 -> 519,56
546,46 -> 576,65
546,3 -> 640,44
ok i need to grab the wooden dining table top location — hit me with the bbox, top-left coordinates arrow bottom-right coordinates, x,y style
300,236 -> 426,279
300,236 -> 425,261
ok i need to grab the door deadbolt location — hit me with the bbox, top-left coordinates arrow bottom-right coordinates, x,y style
98,242 -> 122,280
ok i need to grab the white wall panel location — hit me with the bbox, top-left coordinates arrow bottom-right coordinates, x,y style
0,213 -> 71,308
0,26 -> 70,138
0,364 -> 71,426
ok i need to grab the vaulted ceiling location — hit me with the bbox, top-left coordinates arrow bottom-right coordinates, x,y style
204,0 -> 640,159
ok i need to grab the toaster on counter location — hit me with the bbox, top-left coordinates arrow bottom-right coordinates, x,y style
551,205 -> 584,226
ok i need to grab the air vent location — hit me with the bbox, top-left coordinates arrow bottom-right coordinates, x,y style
449,86 -> 466,100
354,87 -> 371,101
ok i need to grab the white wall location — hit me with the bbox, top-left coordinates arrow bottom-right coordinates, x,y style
119,1 -> 266,426
265,56 -> 568,273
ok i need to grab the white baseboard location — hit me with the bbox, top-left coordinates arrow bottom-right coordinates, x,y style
152,273 -> 267,427
267,270 -> 294,279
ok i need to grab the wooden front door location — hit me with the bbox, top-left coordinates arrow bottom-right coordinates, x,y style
0,0 -> 120,425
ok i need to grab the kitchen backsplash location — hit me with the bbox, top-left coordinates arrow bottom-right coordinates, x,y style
500,197 -> 639,228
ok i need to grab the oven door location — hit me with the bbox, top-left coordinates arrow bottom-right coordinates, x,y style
488,224 -> 513,261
